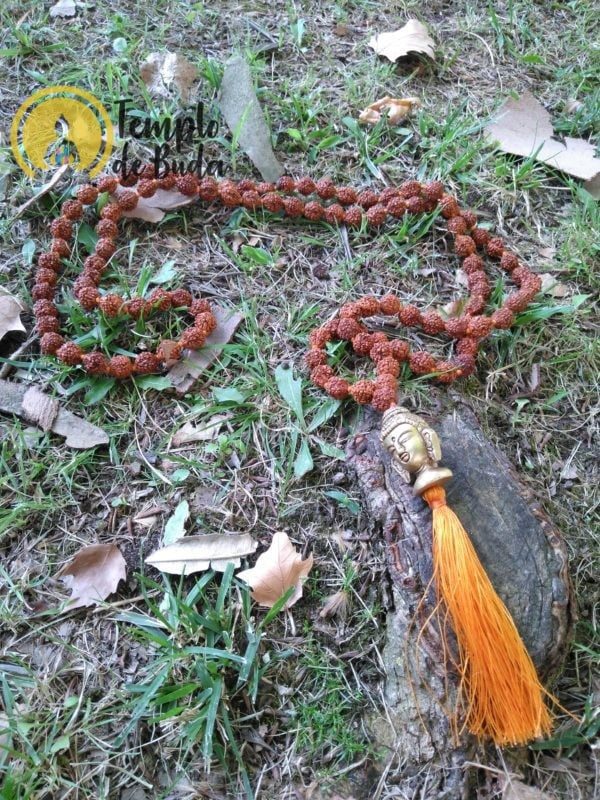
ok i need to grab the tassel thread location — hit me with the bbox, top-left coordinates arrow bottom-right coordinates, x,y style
423,485 -> 553,746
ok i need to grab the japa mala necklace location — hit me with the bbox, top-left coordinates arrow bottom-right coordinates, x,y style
33,169 -> 549,745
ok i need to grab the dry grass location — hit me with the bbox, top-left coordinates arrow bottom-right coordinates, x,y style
0,1 -> 598,798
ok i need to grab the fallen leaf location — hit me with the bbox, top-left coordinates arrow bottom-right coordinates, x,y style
14,164 -> 71,217
0,380 -> 109,448
50,0 -> 76,18
583,172 -> 600,199
560,463 -> 579,482
333,23 -> 351,37
0,289 -> 26,341
219,54 -> 284,182
486,91 -> 600,181
140,51 -> 198,103
368,19 -> 436,63
56,543 -> 126,610
538,246 -> 556,261
162,499 -> 189,545
168,307 -> 244,394
540,273 -> 571,298
319,589 -> 349,620
171,415 -> 227,446
502,777 -> 555,800
116,186 -> 196,224
529,363 -> 541,393
439,297 -> 468,319
564,98 -> 584,116
146,533 -> 257,575
231,233 -> 261,254
359,96 -> 420,126
237,531 -> 313,609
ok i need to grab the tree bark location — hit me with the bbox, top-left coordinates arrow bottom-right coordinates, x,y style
345,401 -> 574,797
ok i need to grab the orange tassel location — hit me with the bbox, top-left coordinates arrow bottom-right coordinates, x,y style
423,485 -> 553,746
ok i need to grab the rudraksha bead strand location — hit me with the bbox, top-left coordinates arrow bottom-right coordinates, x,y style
33,169 -> 540,382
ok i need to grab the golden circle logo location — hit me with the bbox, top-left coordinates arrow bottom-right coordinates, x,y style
11,85 -> 113,178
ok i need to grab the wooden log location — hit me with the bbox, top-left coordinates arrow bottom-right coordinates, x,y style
345,402 -> 573,790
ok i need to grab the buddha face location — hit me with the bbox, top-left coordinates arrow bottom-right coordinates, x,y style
382,422 -> 430,474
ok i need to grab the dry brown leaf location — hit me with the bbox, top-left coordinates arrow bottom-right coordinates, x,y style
560,462 -> 579,482
168,307 -> 244,393
50,0 -> 77,18
486,91 -> 600,181
133,504 -> 164,529
319,589 -> 349,620
583,172 -> 600,199
540,273 -> 571,298
0,380 -> 109,448
56,543 -> 126,610
115,186 -> 196,224
171,415 -> 227,446
15,163 -> 71,217
502,778 -> 555,800
333,23 -> 351,38
237,531 -> 313,609
440,297 -> 469,319
529,363 -> 541,393
140,51 -> 198,103
538,246 -> 556,261
0,289 -> 26,341
219,54 -> 284,182
368,19 -> 436,63
359,96 -> 420,126
145,533 -> 257,575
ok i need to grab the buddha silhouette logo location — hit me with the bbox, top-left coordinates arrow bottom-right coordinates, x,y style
11,85 -> 113,178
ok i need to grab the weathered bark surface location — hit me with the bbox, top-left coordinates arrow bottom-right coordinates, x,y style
345,402 -> 573,796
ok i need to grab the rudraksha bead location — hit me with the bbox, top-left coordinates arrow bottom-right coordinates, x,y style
40,332 -> 64,354
57,342 -> 83,365
134,352 -> 161,374
349,380 -> 375,404
109,355 -> 133,379
379,294 -> 401,315
421,311 -> 446,334
82,352 -> 109,374
296,177 -> 316,195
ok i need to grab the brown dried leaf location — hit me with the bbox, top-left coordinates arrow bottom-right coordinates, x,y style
219,54 -> 284,182
486,91 -> 600,181
368,20 -> 436,63
583,173 -> 600,199
439,297 -> 468,319
540,273 -> 571,298
168,307 -> 244,393
529,363 -> 541,393
319,589 -> 350,620
56,543 -> 126,610
116,186 -> 196,224
359,96 -> 421,126
15,163 -> 71,217
237,531 -> 313,609
502,778 -> 555,800
145,533 -> 257,575
538,246 -> 556,261
140,51 -> 198,103
333,23 -> 351,38
0,289 -> 26,341
0,380 -> 109,448
50,0 -> 76,18
171,415 -> 227,446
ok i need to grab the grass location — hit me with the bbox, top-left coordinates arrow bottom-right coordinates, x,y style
0,0 -> 598,798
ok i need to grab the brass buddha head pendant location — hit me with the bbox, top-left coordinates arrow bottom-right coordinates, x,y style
380,406 -> 453,496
